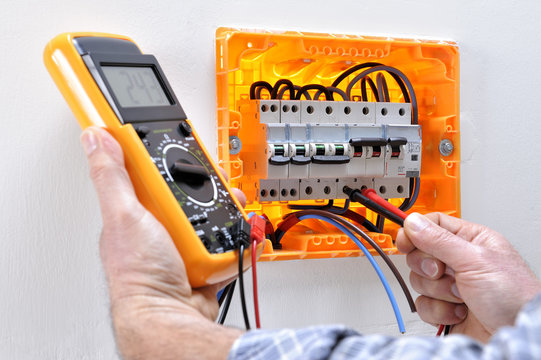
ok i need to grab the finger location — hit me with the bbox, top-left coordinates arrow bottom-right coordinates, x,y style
404,213 -> 477,270
396,227 -> 414,254
415,295 -> 468,326
81,127 -> 145,226
232,188 -> 247,208
218,167 -> 229,181
410,272 -> 462,303
423,212 -> 487,242
406,249 -> 446,280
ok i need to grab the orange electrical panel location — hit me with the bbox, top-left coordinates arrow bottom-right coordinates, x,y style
215,28 -> 460,261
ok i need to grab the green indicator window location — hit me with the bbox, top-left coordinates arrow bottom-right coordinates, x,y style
102,66 -> 171,108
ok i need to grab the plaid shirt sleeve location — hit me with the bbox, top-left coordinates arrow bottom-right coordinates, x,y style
228,293 -> 541,360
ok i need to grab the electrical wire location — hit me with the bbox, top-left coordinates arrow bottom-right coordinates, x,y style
238,244 -> 251,330
297,214 -> 406,333
444,324 -> 451,335
343,65 -> 418,124
361,77 -> 379,102
218,280 -> 236,324
271,79 -> 295,100
436,324 -> 445,336
314,87 -> 350,101
376,73 -> 390,102
295,84 -> 332,100
251,238 -> 261,328
276,209 -> 416,313
249,81 -> 273,100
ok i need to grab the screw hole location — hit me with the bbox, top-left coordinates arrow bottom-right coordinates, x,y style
269,189 -> 277,197
291,105 -> 299,112
361,185 -> 367,191
344,106 -> 351,115
261,104 -> 268,112
399,108 -> 405,116
306,106 -> 314,114
362,106 -> 369,115
305,186 -> 313,195
260,189 -> 267,197
270,104 -> 278,112
324,186 -> 331,194
381,108 -> 388,116
379,186 -> 386,194
397,185 -> 404,193
282,105 -> 290,112
281,189 -> 287,197
290,188 -> 297,196
325,106 -> 333,115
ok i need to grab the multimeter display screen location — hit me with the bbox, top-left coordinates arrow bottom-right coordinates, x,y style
102,66 -> 171,108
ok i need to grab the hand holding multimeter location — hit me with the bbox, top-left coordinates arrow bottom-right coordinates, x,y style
44,33 -> 263,287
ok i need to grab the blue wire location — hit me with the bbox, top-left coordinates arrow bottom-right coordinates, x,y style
298,215 -> 406,333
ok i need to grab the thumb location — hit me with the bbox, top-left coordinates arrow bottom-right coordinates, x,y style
80,127 -> 144,226
404,213 -> 477,270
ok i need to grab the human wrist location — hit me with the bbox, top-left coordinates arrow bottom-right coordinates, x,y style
112,298 -> 243,360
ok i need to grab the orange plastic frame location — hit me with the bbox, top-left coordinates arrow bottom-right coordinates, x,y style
44,32 -> 262,287
215,28 -> 460,261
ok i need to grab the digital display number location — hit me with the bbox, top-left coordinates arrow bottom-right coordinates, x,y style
101,66 -> 171,108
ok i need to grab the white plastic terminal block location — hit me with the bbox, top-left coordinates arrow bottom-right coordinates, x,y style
373,177 -> 410,199
280,100 -> 301,123
385,125 -> 422,177
279,179 -> 300,201
338,101 -> 376,124
300,101 -> 325,123
336,177 -> 374,199
299,178 -> 337,200
375,102 -> 411,125
258,100 -> 281,123
259,179 -> 280,202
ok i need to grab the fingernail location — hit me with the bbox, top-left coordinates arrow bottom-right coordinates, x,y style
454,304 -> 467,319
81,130 -> 98,155
406,213 -> 429,233
421,258 -> 438,278
451,283 -> 461,299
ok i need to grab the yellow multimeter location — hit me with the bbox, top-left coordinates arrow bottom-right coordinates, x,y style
44,32 -> 261,287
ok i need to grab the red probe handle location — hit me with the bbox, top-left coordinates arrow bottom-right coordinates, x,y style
361,188 -> 409,220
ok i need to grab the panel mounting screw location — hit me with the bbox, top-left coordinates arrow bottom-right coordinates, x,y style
439,139 -> 454,156
229,136 -> 242,155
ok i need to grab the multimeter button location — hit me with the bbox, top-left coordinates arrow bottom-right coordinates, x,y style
178,121 -> 192,137
135,126 -> 151,138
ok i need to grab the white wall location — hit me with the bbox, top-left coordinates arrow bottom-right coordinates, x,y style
2,0 -> 541,358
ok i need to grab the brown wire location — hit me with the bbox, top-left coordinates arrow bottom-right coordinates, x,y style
287,209 -> 417,313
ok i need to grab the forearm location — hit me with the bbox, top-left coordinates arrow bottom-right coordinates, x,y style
112,300 -> 243,360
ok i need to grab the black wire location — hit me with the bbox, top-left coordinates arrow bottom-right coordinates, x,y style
344,65 -> 418,124
280,209 -> 416,313
218,282 -> 232,306
444,324 -> 451,336
295,84 -> 332,100
249,81 -> 273,99
331,62 -> 384,88
361,77 -> 379,102
218,280 -> 236,324
376,73 -> 390,102
314,87 -> 350,101
271,79 -> 295,100
288,199 -> 334,210
376,214 -> 385,232
238,244 -> 251,330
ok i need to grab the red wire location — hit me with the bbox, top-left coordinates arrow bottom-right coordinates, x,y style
436,324 -> 444,336
251,238 -> 261,328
